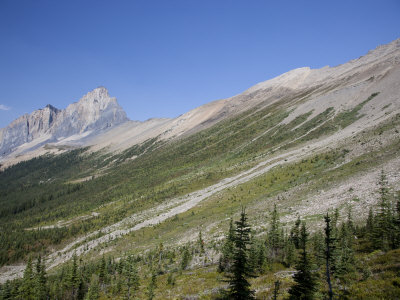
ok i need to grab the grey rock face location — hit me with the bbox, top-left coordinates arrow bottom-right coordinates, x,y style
0,87 -> 128,156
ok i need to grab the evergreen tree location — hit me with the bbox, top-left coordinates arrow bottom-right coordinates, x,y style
324,213 -> 335,300
218,219 -> 235,272
20,256 -> 35,300
68,253 -> 81,299
273,280 -> 280,300
268,204 -> 282,260
198,231 -> 205,254
180,247 -> 191,271
226,208 -> 255,299
372,171 -> 392,250
2,281 -> 12,300
146,271 -> 157,300
285,239 -> 296,268
290,216 -> 301,249
124,256 -> 139,300
288,222 -> 315,300
34,255 -> 48,300
394,192 -> 400,248
98,255 -> 106,284
336,222 -> 355,280
366,207 -> 374,242
85,274 -> 99,300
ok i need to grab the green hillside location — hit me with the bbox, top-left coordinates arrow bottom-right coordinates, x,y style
0,89 -> 400,299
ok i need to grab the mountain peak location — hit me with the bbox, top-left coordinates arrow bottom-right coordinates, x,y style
0,88 -> 129,157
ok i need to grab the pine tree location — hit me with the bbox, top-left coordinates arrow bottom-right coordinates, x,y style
34,255 -> 48,300
273,280 -> 281,300
180,247 -> 191,271
2,280 -> 12,300
290,216 -> 301,249
218,219 -> 235,272
69,253 -> 81,299
85,274 -> 99,300
366,207 -> 374,241
124,256 -> 139,300
226,207 -> 255,299
394,192 -> 400,248
324,213 -> 335,300
372,171 -> 392,250
146,271 -> 157,300
288,222 -> 315,300
336,222 -> 355,280
285,239 -> 296,268
268,204 -> 282,260
99,255 -> 106,283
198,231 -> 205,254
20,256 -> 35,300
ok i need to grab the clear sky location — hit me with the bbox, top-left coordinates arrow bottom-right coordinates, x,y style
0,0 -> 399,127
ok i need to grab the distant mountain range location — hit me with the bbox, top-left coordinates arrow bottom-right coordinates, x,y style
1,38 -> 399,166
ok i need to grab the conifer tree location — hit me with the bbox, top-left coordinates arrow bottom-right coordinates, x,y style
226,207 -> 255,299
394,192 -> 400,248
124,256 -> 139,300
336,222 -> 355,280
290,216 -> 301,249
324,213 -> 335,300
20,256 -> 35,300
268,204 -> 282,260
68,253 -> 81,299
198,231 -> 205,254
85,275 -> 99,300
1,280 -> 12,300
180,247 -> 191,271
273,280 -> 280,300
285,239 -> 296,268
372,171 -> 392,250
288,222 -> 315,300
218,219 -> 235,272
147,271 -> 157,300
98,255 -> 106,283
34,255 -> 48,300
365,207 -> 374,243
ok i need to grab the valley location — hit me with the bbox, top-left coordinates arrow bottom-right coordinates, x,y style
0,39 -> 399,299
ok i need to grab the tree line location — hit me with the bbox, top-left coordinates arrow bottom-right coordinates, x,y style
1,171 -> 399,299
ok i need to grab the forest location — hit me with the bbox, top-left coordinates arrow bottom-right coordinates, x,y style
1,171 -> 399,299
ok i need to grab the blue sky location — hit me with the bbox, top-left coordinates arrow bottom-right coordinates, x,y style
0,0 -> 399,127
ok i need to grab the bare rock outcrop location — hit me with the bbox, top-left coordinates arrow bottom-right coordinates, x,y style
0,87 -> 128,156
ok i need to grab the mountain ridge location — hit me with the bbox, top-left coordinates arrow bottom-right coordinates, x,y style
0,87 -> 128,157
0,38 -> 399,167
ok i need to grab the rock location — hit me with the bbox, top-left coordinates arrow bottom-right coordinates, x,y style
0,87 -> 128,156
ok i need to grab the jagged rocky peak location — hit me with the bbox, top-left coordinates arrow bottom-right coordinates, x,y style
0,87 -> 129,157
77,86 -> 116,108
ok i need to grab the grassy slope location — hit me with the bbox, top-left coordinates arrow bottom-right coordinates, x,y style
0,90 -> 394,268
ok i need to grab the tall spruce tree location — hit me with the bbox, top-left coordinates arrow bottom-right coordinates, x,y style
20,256 -> 35,300
34,255 -> 48,300
124,256 -> 139,300
394,192 -> 400,248
268,204 -> 282,260
68,253 -> 81,299
290,216 -> 301,249
226,207 -> 255,299
324,213 -> 335,300
372,171 -> 392,250
85,275 -> 99,300
218,219 -> 235,272
147,271 -> 157,300
288,222 -> 315,300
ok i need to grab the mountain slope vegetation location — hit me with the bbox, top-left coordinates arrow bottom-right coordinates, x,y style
0,39 -> 399,299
